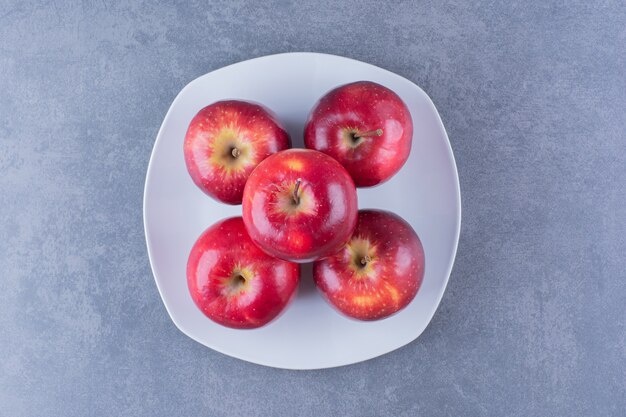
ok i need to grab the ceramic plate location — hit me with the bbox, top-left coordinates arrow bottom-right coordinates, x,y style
143,52 -> 461,369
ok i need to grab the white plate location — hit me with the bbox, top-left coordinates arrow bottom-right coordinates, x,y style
143,52 -> 461,370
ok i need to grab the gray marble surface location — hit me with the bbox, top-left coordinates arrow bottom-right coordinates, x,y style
1,1 -> 625,416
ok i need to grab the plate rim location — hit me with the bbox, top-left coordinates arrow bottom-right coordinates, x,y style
143,51 -> 462,370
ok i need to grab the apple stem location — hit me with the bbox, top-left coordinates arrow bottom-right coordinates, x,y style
354,129 -> 383,139
231,147 -> 241,158
360,255 -> 372,265
292,179 -> 302,205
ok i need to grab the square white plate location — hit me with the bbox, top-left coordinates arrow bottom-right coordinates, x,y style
143,52 -> 461,369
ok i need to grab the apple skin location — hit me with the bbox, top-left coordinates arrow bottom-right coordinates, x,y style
313,209 -> 424,321
187,216 -> 299,329
304,81 -> 412,187
242,148 -> 358,263
184,100 -> 291,205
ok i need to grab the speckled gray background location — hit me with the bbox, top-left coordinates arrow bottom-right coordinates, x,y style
1,1 -> 624,416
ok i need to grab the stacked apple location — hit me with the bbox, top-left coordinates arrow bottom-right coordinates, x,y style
184,82 -> 425,329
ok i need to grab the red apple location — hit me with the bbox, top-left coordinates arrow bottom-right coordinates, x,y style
242,149 -> 358,263
304,81 -> 412,187
313,209 -> 424,321
187,217 -> 299,329
184,100 -> 291,204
